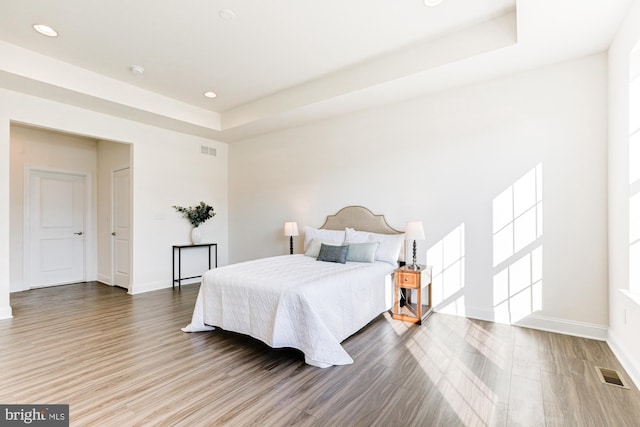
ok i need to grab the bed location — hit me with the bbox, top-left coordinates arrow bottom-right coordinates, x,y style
181,206 -> 405,368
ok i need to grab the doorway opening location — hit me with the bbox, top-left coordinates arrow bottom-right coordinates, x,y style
9,124 -> 132,293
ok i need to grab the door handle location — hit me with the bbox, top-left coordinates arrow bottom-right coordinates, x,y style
111,232 -> 116,236
74,232 -> 83,236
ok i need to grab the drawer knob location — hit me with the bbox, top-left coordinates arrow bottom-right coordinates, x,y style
404,277 -> 409,282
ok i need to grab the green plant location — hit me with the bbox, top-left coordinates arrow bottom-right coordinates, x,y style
172,202 -> 216,227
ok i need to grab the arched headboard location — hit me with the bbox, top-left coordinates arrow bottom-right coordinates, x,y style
320,206 -> 401,235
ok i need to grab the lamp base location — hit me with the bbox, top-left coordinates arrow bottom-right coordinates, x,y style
411,240 -> 419,270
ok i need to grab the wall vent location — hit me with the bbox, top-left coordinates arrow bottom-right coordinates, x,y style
200,146 -> 217,156
595,366 -> 629,389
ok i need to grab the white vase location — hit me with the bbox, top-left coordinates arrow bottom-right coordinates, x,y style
190,226 -> 202,244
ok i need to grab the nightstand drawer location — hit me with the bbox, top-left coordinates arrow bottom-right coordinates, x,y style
397,272 -> 418,288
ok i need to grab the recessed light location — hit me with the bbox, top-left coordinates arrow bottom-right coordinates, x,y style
219,9 -> 236,20
130,65 -> 145,76
33,24 -> 58,37
204,91 -> 217,99
424,0 -> 443,6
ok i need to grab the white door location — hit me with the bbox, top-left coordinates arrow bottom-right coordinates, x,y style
112,167 -> 130,289
28,170 -> 85,288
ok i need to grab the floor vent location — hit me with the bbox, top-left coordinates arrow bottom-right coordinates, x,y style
595,366 -> 629,389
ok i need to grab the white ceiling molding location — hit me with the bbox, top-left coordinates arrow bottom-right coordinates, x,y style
0,41 -> 222,132
222,12 -> 517,132
0,0 -> 633,142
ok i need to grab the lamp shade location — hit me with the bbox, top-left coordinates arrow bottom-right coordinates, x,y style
405,221 -> 425,241
284,221 -> 299,237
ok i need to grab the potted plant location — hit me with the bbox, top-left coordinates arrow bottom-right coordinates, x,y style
173,202 -> 216,244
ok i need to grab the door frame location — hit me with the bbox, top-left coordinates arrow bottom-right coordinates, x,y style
23,166 -> 92,291
111,166 -> 132,290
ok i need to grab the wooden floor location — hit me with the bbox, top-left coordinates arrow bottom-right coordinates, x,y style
1,283 -> 639,427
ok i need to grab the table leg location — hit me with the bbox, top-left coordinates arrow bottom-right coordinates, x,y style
177,247 -> 182,289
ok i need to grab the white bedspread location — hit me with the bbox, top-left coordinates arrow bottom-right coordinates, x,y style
182,255 -> 394,368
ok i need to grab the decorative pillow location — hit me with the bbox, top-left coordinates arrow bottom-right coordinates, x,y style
346,242 -> 380,263
345,227 -> 404,265
303,226 -> 345,251
317,243 -> 349,264
304,238 -> 324,258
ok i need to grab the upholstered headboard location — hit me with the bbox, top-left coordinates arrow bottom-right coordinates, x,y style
320,206 -> 401,234
313,206 -> 405,263
319,206 -> 404,262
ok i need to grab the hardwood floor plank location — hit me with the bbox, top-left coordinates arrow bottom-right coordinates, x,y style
507,374 -> 544,427
2,282 -> 640,426
541,371 -> 611,427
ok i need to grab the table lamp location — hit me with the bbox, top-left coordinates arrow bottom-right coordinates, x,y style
284,222 -> 299,255
405,221 -> 425,269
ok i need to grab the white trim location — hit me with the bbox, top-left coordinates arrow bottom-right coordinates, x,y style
514,314 -> 608,340
462,306 -> 495,322
460,305 -> 608,340
607,328 -> 640,389
129,279 -> 200,295
0,304 -> 13,319
97,273 -> 112,285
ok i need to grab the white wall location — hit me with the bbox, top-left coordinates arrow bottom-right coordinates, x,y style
0,88 -> 228,318
9,125 -> 99,292
130,130 -> 228,292
0,114 -> 10,318
230,53 -> 609,338
607,0 -> 640,387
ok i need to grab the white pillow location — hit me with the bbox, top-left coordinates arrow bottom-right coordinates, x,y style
344,227 -> 372,243
345,227 -> 404,265
303,226 -> 345,250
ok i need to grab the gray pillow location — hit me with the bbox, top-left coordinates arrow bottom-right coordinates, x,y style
347,242 -> 380,263
317,243 -> 349,264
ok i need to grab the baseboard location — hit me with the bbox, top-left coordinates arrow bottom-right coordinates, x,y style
96,273 -> 112,285
607,329 -> 640,389
463,306 -> 495,322
514,314 -> 608,341
128,278 -> 200,295
459,306 -> 608,341
0,304 -> 13,319
128,280 -> 166,295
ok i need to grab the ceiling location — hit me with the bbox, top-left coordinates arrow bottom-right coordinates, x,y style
0,0 -> 633,142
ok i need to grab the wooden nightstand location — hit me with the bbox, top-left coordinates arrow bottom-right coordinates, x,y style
392,265 -> 433,324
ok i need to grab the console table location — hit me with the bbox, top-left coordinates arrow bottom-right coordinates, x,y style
172,243 -> 218,289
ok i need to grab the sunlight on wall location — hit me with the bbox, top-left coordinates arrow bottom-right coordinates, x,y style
492,164 -> 543,323
630,55 -> 640,293
427,224 -> 466,316
493,247 -> 543,323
